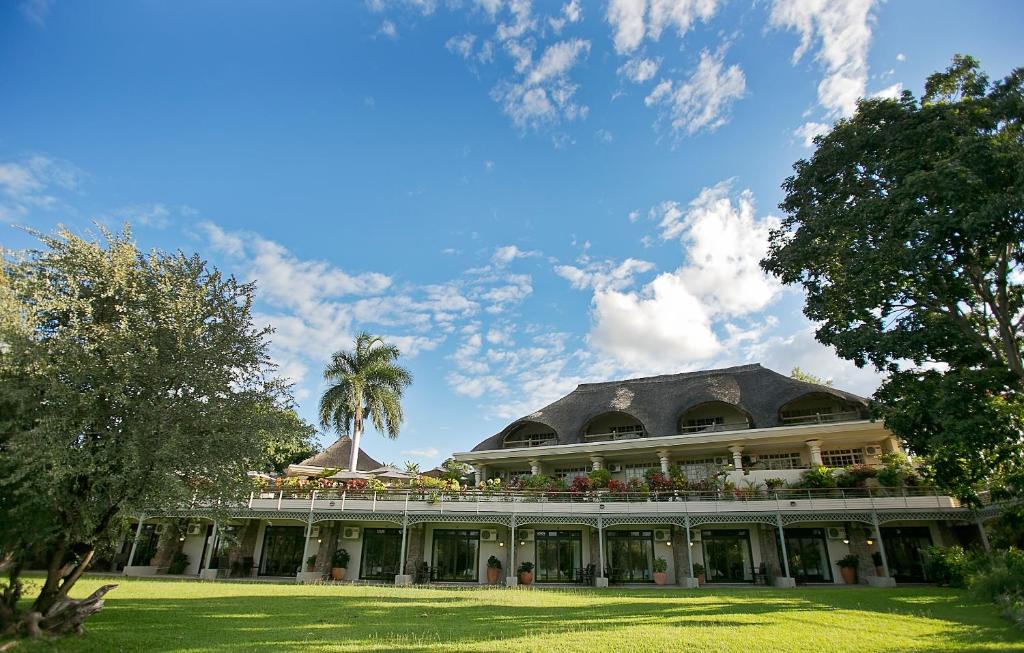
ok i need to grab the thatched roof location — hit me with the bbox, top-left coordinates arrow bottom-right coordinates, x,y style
471,363 -> 868,452
300,435 -> 382,471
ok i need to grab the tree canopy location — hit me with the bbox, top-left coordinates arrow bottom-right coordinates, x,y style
0,226 -> 312,636
761,55 -> 1024,498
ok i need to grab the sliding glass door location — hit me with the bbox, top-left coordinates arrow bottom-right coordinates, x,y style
702,529 -> 754,583
432,529 -> 480,581
535,530 -> 582,582
880,527 -> 933,582
606,530 -> 654,582
259,525 -> 305,576
361,528 -> 402,580
784,528 -> 832,583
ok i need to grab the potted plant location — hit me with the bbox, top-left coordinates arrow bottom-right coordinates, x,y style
652,557 -> 668,585
871,551 -> 884,576
486,555 -> 503,585
692,563 -> 705,586
306,555 -> 317,572
517,561 -> 534,586
331,548 -> 350,581
836,554 -> 859,584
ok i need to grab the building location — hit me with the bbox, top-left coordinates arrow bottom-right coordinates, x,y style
124,364 -> 996,587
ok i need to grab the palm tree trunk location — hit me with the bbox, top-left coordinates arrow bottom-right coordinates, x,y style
348,423 -> 362,472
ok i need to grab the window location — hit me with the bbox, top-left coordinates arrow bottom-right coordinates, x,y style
682,416 -> 724,432
753,452 -> 803,470
702,529 -> 754,583
554,467 -> 588,480
500,470 -> 531,483
610,424 -> 643,435
677,457 -> 730,482
504,432 -> 556,448
432,529 -> 480,581
821,449 -> 864,467
623,463 -> 657,482
535,531 -> 583,582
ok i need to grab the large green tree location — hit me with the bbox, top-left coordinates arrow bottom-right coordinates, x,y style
318,332 -> 412,472
0,226 -> 310,637
761,55 -> 1024,498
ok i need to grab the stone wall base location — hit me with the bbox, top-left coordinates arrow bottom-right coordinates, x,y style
772,577 -> 797,588
505,576 -> 518,587
123,565 -> 158,577
678,577 -> 699,588
394,574 -> 413,586
296,571 -> 322,583
594,577 -> 609,588
198,569 -> 218,581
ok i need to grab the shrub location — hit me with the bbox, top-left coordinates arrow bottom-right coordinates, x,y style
517,561 -> 534,574
798,466 -> 837,489
487,555 -> 502,570
332,548 -> 350,568
569,475 -> 593,494
647,472 -> 674,492
627,478 -> 650,494
923,545 -> 972,587
168,552 -> 189,575
836,464 -> 877,488
692,563 -> 705,576
588,468 -> 612,488
968,548 -> 1024,604
877,452 -> 915,487
306,554 -> 317,569
836,554 -> 859,569
607,479 -> 627,494
345,479 -> 368,491
764,477 -> 786,490
653,557 -> 668,573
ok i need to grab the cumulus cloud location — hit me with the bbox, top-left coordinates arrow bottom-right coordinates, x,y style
491,244 -> 540,265
644,48 -> 746,138
554,257 -> 654,291
794,121 -> 830,147
770,0 -> 877,119
607,0 -> 719,54
618,56 -> 660,83
0,155 -> 83,222
492,37 -> 591,129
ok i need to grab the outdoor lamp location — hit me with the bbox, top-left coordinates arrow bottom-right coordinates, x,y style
866,538 -> 875,545
666,541 -> 672,546
842,538 -> 849,544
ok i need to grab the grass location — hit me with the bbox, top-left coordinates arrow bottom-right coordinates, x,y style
11,575 -> 1024,652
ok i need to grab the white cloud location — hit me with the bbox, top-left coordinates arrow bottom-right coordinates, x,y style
527,38 -> 590,85
871,81 -> 903,100
549,0 -> 582,32
19,0 -> 51,26
554,257 -> 654,291
446,33 -> 477,59
108,203 -> 173,229
0,155 -> 82,221
378,19 -> 398,38
618,57 -> 660,83
607,0 -> 719,54
595,128 -> 614,143
644,48 -> 746,138
770,0 -> 877,119
896,52 -> 906,62
492,37 -> 591,130
400,447 -> 441,460
491,244 -> 540,265
794,120 -> 829,147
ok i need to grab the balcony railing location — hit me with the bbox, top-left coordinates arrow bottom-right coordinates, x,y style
236,485 -> 974,515
583,430 -> 643,441
780,410 -> 862,425
678,421 -> 751,434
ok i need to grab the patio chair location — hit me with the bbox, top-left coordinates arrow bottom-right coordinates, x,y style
577,564 -> 596,586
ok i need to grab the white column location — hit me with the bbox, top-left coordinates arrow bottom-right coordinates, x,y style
805,439 -> 823,466
126,515 -> 145,569
590,456 -> 604,471
657,451 -> 671,474
475,465 -> 487,485
202,521 -> 218,570
529,460 -> 541,476
728,445 -> 744,472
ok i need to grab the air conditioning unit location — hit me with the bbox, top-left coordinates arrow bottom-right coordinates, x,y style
864,445 -> 882,456
186,523 -> 202,536
826,526 -> 846,541
480,529 -> 498,542
341,526 -> 361,540
609,464 -> 623,473
309,526 -> 320,539
654,529 -> 671,542
689,530 -> 701,543
518,529 -> 534,542
154,523 -> 167,535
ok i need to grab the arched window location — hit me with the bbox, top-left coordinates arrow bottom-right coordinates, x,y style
678,401 -> 752,433
582,411 -> 645,442
779,393 -> 863,425
502,422 -> 557,449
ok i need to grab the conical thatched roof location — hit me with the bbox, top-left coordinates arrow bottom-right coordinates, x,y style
299,435 -> 382,471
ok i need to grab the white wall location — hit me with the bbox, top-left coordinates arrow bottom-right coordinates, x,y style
181,528 -> 207,575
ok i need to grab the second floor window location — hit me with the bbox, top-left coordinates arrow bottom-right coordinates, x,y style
821,449 -> 864,467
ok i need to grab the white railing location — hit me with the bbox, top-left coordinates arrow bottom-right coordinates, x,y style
780,410 -> 861,425
678,421 -> 751,434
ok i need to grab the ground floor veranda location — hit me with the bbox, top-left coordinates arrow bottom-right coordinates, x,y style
117,504 -> 996,589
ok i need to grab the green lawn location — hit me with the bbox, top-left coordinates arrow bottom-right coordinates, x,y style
13,576 -> 1024,652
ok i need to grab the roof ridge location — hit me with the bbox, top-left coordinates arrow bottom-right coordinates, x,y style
574,363 -> 764,390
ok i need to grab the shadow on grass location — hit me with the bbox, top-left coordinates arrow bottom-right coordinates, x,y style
16,586 -> 1024,652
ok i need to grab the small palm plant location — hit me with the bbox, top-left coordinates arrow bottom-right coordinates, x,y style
319,332 -> 413,472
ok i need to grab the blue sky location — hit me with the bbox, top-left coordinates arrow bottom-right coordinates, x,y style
2,0 -> 1022,467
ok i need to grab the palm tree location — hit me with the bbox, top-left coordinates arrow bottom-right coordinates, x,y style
318,332 -> 413,472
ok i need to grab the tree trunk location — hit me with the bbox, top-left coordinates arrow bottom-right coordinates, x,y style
25,583 -> 117,638
348,423 -> 363,472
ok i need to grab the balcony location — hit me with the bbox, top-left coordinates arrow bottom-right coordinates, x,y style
779,410 -> 862,426
678,421 -> 752,434
241,486 -> 965,517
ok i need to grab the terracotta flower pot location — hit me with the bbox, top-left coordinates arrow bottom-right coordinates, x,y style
653,572 -> 668,586
307,564 -> 316,572
697,573 -> 705,586
518,571 -> 533,586
331,567 -> 347,581
486,567 -> 501,584
840,567 -> 857,584
875,566 -> 885,577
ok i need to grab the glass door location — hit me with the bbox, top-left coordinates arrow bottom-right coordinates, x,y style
605,530 -> 655,582
130,524 -> 159,566
360,528 -> 402,580
259,526 -> 305,576
783,528 -> 832,583
702,529 -> 754,583
431,529 -> 480,581
880,527 -> 933,582
535,531 -> 582,582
